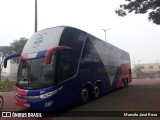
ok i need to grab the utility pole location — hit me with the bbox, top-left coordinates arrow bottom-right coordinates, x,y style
101,28 -> 111,42
35,0 -> 38,33
138,60 -> 141,66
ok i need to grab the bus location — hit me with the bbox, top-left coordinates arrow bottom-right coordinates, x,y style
4,26 -> 132,111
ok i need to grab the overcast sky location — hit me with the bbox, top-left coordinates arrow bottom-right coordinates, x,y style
0,0 -> 160,65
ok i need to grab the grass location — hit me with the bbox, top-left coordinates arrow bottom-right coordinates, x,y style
0,78 -> 16,92
0,78 -> 16,86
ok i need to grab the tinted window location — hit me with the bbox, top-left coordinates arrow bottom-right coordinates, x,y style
59,27 -> 86,77
56,50 -> 72,82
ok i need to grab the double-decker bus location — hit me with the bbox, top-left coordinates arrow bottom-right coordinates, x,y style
4,26 -> 131,111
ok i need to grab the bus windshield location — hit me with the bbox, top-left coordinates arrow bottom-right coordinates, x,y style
17,56 -> 55,87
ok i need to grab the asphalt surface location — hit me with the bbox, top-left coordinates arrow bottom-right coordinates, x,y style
1,79 -> 160,120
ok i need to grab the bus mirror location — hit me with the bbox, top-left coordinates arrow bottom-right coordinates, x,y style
3,53 -> 20,68
45,46 -> 71,64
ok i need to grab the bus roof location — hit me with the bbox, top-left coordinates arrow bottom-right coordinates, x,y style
22,26 -> 129,59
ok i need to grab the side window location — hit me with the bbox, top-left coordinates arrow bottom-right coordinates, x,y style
18,60 -> 31,84
59,28 -> 86,76
56,50 -> 72,82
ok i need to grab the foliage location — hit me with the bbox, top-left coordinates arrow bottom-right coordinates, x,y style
0,37 -> 27,58
115,0 -> 160,25
0,78 -> 16,86
10,37 -> 27,63
0,78 -> 16,92
0,37 -> 27,81
10,37 -> 27,54
0,46 -> 12,57
133,66 -> 142,78
0,46 -> 12,81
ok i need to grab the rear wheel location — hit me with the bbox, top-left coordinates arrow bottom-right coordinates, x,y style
93,85 -> 101,98
0,96 -> 4,110
81,87 -> 89,103
125,79 -> 128,87
122,79 -> 125,88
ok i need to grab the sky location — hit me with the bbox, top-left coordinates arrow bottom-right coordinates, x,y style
0,0 -> 160,66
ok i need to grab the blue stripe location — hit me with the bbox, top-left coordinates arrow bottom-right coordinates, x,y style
36,50 -> 47,58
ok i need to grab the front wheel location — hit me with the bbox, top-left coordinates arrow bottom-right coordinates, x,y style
0,96 -> 4,110
81,87 -> 89,103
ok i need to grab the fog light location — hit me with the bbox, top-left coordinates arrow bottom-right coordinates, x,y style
44,100 -> 53,107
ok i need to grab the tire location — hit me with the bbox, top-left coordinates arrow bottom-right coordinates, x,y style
0,96 -> 4,110
93,85 -> 101,98
122,79 -> 125,88
125,79 -> 128,87
81,87 -> 89,103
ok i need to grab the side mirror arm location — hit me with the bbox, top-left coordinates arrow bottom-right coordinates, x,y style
3,53 -> 20,68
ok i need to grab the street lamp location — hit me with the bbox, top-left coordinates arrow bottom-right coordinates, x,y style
101,28 -> 111,42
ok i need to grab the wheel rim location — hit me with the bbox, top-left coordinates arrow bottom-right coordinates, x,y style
81,88 -> 89,102
94,86 -> 100,98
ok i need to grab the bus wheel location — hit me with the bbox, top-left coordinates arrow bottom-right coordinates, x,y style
125,78 -> 128,87
122,79 -> 125,88
93,85 -> 101,98
81,87 -> 89,103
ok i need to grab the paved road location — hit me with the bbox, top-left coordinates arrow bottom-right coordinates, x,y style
1,79 -> 160,120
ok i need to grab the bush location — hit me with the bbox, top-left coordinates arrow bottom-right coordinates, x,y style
0,78 -> 16,92
0,78 -> 16,86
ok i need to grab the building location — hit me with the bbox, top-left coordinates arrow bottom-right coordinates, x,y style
133,63 -> 160,79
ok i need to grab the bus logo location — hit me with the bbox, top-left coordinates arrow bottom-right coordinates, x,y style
33,33 -> 47,48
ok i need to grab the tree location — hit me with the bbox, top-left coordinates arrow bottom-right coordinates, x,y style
0,46 -> 12,81
10,37 -> 27,63
0,46 -> 12,56
10,37 -> 27,54
115,0 -> 160,25
133,66 -> 142,78
0,37 -> 27,81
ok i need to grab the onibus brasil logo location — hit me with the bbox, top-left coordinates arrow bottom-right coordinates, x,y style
1,112 -> 42,118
